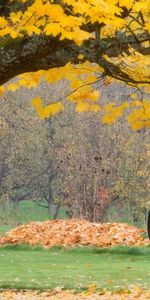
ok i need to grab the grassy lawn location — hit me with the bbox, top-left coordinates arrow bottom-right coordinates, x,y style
0,246 -> 149,290
0,225 -> 13,236
0,200 -> 66,233
17,201 -> 66,223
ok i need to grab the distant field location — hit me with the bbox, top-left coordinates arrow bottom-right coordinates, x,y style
18,201 -> 66,223
0,225 -> 13,236
0,200 -> 147,236
0,200 -> 66,235
0,245 -> 149,290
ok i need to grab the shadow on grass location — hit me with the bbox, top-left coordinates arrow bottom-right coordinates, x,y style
0,244 -> 150,256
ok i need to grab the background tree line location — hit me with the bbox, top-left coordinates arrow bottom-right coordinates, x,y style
0,79 -> 149,226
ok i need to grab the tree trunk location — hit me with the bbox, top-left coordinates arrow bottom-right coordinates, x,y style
53,204 -> 61,220
48,201 -> 60,219
147,210 -> 150,239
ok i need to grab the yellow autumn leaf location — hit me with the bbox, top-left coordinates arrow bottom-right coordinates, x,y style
84,284 -> 97,295
45,68 -> 64,83
102,102 -> 129,124
32,97 -> 41,107
40,103 -> 64,118
9,29 -> 20,39
0,17 -> 8,28
0,27 -> 20,38
45,23 -> 61,37
0,86 -> 4,96
131,93 -> 138,100
131,101 -> 142,107
10,12 -> 22,24
76,102 -> 90,112
90,104 -> 101,112
25,25 -> 41,36
119,0 -> 133,10
70,79 -> 83,89
88,91 -> 100,101
7,83 -> 20,92
78,54 -> 84,60
46,4 -> 64,20
32,97 -> 64,118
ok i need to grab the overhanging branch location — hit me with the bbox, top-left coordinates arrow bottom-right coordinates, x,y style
0,31 -> 150,86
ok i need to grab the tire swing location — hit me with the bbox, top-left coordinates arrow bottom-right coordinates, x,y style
147,210 -> 150,239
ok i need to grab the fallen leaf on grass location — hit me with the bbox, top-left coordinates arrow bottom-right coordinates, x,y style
0,288 -> 150,300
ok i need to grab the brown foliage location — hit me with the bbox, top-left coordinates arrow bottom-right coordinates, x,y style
0,219 -> 148,248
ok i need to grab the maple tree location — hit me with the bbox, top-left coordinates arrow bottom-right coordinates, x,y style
0,0 -> 150,129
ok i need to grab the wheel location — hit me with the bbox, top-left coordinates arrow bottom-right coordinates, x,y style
147,210 -> 150,239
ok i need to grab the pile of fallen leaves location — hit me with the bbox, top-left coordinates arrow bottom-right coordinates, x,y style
1,287 -> 150,300
0,219 -> 149,248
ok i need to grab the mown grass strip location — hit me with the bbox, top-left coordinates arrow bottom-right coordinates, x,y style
0,244 -> 150,255
0,246 -> 149,290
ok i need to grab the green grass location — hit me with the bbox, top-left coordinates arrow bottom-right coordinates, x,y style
0,200 -> 66,232
106,204 -> 147,228
0,225 -> 13,236
0,245 -> 149,290
17,201 -> 66,223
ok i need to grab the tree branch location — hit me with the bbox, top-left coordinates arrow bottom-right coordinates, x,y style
0,35 -> 80,85
35,202 -> 48,209
0,32 -> 150,86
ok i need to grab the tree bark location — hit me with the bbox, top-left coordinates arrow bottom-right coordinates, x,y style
147,210 -> 150,239
48,201 -> 60,219
0,32 -> 150,86
53,203 -> 61,220
0,36 -> 80,85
